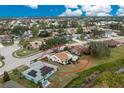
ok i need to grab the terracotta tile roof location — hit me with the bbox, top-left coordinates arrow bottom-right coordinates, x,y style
105,39 -> 120,46
54,51 -> 71,62
72,45 -> 86,52
115,39 -> 124,44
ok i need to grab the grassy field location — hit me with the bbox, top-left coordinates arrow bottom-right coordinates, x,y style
80,46 -> 124,66
66,46 -> 124,88
93,71 -> 124,88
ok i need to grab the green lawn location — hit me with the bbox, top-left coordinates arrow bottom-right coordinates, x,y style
80,46 -> 124,66
66,46 -> 124,88
14,48 -> 41,58
2,41 -> 14,46
94,46 -> 124,64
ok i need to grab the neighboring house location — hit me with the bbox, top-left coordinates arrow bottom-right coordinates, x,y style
66,28 -> 77,35
0,35 -> 12,43
0,80 -> 24,88
70,45 -> 87,56
49,51 -> 73,65
30,41 -> 42,49
51,45 -> 67,52
22,30 -> 33,39
72,34 -> 81,39
51,31 -> 59,37
104,39 -> 120,48
22,62 -> 57,87
104,31 -> 117,38
115,39 -> 124,45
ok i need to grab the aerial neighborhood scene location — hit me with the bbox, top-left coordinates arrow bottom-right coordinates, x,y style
0,5 -> 124,88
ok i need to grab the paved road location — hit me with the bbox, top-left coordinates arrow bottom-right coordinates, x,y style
72,36 -> 124,45
0,44 -> 42,75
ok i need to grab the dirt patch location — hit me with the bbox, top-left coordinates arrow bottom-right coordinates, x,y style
60,58 -> 92,75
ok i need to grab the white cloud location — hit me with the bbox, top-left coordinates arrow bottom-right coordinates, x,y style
26,5 -> 38,9
59,9 -> 82,16
65,5 -> 78,9
81,5 -> 112,16
117,5 -> 124,16
59,5 -> 82,16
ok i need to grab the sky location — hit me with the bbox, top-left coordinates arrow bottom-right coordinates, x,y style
0,5 -> 124,17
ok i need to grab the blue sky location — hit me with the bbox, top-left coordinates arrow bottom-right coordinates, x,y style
0,5 -> 123,17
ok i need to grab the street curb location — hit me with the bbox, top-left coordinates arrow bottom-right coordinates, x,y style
12,50 -> 41,58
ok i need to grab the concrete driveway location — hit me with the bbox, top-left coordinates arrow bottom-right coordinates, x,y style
0,44 -> 42,75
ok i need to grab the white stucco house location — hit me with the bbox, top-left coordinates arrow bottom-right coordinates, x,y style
47,51 -> 79,65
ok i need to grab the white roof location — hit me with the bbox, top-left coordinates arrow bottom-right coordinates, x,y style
22,61 -> 57,82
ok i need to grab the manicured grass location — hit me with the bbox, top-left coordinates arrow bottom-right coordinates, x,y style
2,42 -> 14,46
14,48 -> 41,58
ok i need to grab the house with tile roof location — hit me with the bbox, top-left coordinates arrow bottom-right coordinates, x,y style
49,51 -> 76,65
70,45 -> 87,56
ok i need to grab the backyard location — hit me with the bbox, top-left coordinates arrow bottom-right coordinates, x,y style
41,57 -> 93,88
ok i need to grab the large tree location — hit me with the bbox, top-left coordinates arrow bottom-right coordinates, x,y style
11,26 -> 29,35
38,30 -> 51,37
76,27 -> 83,34
89,41 -> 111,58
3,71 -> 10,82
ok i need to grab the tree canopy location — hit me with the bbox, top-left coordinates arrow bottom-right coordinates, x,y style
89,41 -> 111,58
